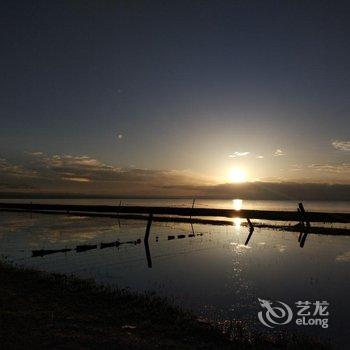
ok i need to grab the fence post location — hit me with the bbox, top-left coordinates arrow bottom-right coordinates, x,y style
144,213 -> 153,268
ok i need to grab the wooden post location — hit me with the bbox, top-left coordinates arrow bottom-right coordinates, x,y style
298,203 -> 310,247
247,218 -> 254,231
189,199 -> 196,235
244,218 -> 255,245
297,208 -> 304,242
117,200 -> 122,227
117,200 -> 122,215
190,198 -> 195,220
300,232 -> 308,248
144,213 -> 153,242
144,213 -> 153,268
298,203 -> 310,228
298,231 -> 303,242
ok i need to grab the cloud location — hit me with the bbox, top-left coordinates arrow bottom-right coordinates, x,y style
1,152 -> 350,197
27,153 -> 119,182
308,163 -> 350,174
0,158 -> 37,178
229,151 -> 250,158
289,164 -> 303,171
273,149 -> 285,156
0,152 -> 214,195
61,177 -> 91,182
332,140 -> 350,151
256,155 -> 264,159
27,151 -> 44,156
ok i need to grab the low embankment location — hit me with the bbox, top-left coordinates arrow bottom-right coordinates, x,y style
1,202 -> 350,222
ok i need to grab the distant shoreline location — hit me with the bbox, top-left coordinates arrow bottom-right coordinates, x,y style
1,181 -> 350,201
1,194 -> 350,201
1,202 -> 350,223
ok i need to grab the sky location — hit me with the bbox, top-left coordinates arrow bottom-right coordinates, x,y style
0,0 -> 349,197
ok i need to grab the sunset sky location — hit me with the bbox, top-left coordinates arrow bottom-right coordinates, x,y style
1,1 -> 349,197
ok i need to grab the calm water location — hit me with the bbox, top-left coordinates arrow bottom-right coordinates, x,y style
0,199 -> 349,348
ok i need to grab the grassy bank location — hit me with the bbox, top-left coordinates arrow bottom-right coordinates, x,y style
0,262 -> 329,349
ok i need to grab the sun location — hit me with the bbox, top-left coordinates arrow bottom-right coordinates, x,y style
228,168 -> 246,183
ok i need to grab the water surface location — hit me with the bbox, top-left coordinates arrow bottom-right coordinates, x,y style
0,200 -> 349,348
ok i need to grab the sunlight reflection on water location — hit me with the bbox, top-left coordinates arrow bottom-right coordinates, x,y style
232,199 -> 243,230
233,217 -> 242,229
0,210 -> 349,348
232,199 -> 243,211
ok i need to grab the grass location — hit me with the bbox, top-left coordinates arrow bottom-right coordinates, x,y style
0,261 -> 330,349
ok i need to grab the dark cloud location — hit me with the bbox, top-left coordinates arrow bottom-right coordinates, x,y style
0,152 -> 211,195
0,152 -> 350,199
0,158 -> 37,177
309,163 -> 350,174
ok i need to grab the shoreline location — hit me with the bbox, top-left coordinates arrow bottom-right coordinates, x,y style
1,202 -> 350,223
0,261 -> 329,349
1,206 -> 349,237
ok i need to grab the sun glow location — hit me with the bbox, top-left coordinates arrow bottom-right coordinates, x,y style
233,199 -> 243,211
228,168 -> 246,183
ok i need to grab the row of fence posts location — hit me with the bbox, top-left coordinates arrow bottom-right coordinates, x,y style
244,202 -> 311,248
116,199 -> 311,269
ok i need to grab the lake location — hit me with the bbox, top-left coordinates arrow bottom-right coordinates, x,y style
0,199 -> 349,348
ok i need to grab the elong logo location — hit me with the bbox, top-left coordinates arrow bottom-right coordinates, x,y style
258,299 -> 329,329
258,299 -> 293,328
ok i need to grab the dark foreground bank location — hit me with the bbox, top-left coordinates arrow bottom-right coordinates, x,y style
0,262 -> 329,349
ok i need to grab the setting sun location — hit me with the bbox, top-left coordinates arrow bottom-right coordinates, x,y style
228,168 -> 246,183
1,2 -> 349,348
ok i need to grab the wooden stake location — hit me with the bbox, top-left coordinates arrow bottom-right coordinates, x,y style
144,213 -> 153,268
117,200 -> 122,227
190,198 -> 196,220
298,203 -> 310,247
244,218 -> 255,245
